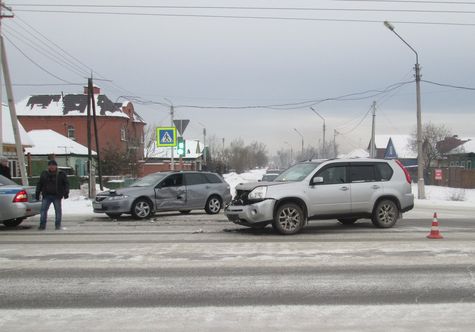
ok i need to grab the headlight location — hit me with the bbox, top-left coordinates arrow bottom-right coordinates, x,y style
248,186 -> 267,200
108,195 -> 128,201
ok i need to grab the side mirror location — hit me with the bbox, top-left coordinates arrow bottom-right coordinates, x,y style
311,177 -> 324,185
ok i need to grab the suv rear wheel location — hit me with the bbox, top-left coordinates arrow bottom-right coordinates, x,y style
372,199 -> 399,228
273,203 -> 306,235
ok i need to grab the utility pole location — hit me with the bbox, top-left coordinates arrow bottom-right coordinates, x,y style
294,128 -> 304,156
384,21 -> 425,199
309,107 -> 326,158
1,2 -> 27,185
202,127 -> 207,168
370,101 -> 376,158
89,77 -> 103,191
86,78 -> 94,198
170,104 -> 175,171
333,129 -> 338,158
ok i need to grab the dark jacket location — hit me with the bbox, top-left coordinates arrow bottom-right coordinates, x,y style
36,170 -> 70,200
0,164 -> 11,179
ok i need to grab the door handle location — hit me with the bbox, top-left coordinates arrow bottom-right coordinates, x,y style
372,185 -> 380,189
340,186 -> 349,191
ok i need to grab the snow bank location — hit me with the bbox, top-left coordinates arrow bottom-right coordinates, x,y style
223,169 -> 267,196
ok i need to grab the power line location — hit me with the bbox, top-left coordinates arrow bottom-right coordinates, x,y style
334,0 -> 475,5
3,35 -> 75,84
12,9 -> 475,27
3,27 -> 89,78
9,4 -> 475,14
422,79 -> 475,90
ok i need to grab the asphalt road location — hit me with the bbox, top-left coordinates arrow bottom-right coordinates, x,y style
1,212 -> 474,331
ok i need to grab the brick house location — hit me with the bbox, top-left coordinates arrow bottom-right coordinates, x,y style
16,87 -> 146,172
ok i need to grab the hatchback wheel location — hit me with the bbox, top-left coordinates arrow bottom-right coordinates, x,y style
131,199 -> 153,219
273,203 -> 305,235
372,199 -> 399,228
205,196 -> 222,214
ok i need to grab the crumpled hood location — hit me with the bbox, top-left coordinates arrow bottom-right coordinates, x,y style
235,181 -> 284,191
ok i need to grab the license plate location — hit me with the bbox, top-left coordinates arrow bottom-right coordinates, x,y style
93,202 -> 102,209
227,214 -> 240,222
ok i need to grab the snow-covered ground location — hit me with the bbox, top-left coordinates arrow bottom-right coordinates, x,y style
50,169 -> 475,218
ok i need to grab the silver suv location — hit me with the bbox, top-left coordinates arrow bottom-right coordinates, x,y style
224,159 -> 414,235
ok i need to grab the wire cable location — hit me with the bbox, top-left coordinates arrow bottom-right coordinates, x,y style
12,9 -> 475,27
2,35 -> 76,84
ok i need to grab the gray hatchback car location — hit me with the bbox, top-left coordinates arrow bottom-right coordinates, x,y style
225,158 -> 414,235
93,171 -> 232,219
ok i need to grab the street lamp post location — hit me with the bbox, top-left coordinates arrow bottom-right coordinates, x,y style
309,107 -> 326,158
384,21 -> 425,199
294,128 -> 304,156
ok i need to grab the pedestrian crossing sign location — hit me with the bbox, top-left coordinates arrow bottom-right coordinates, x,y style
156,127 -> 177,147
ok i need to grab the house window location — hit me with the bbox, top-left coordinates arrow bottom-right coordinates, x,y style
468,161 -> 472,169
450,161 -> 454,167
67,125 -> 75,141
461,161 -> 466,168
455,161 -> 459,166
120,127 -> 127,141
8,160 -> 18,178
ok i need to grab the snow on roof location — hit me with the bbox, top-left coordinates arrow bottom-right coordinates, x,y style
338,148 -> 370,159
447,137 -> 475,154
147,139 -> 203,160
1,104 -> 33,147
15,94 -> 143,122
375,134 -> 416,159
25,129 -> 96,156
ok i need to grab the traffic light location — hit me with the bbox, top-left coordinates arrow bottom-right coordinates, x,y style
177,137 -> 186,157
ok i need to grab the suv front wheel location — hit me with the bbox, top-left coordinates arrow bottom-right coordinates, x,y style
273,203 -> 306,235
372,199 -> 399,228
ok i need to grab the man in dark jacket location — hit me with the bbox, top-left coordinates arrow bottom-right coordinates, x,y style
0,155 -> 11,179
36,160 -> 70,230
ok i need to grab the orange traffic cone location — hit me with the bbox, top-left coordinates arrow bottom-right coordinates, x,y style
427,212 -> 443,239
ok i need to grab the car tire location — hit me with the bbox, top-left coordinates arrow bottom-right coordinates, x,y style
273,203 -> 306,235
338,218 -> 358,225
372,199 -> 400,228
205,196 -> 222,215
106,213 -> 122,219
131,199 -> 153,219
3,218 -> 25,227
180,210 -> 191,215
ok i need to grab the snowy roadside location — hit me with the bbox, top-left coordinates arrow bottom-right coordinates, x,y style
49,169 -> 475,219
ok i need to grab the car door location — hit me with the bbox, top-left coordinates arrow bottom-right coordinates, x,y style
154,174 -> 187,210
184,173 -> 209,209
349,163 -> 384,213
307,164 -> 351,217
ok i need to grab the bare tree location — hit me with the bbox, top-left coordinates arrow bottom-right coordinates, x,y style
409,122 -> 451,174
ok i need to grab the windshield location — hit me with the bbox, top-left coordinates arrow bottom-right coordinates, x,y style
274,163 -> 321,182
129,173 -> 167,187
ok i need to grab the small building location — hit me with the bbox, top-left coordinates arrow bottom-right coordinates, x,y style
16,87 -> 146,165
141,139 -> 204,176
443,137 -> 474,169
1,105 -> 33,177
25,129 -> 97,177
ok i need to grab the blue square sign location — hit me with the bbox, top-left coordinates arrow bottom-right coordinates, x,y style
156,127 -> 177,147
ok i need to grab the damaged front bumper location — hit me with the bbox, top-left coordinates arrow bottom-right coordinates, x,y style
224,199 -> 276,225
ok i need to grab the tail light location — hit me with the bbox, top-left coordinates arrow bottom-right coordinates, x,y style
395,160 -> 412,184
13,190 -> 28,203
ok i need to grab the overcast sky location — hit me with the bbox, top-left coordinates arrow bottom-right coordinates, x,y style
3,0 -> 475,154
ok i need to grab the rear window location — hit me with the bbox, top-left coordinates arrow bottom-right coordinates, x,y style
0,175 -> 17,186
350,164 -> 380,182
204,173 -> 223,184
185,173 -> 209,185
376,163 -> 394,181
